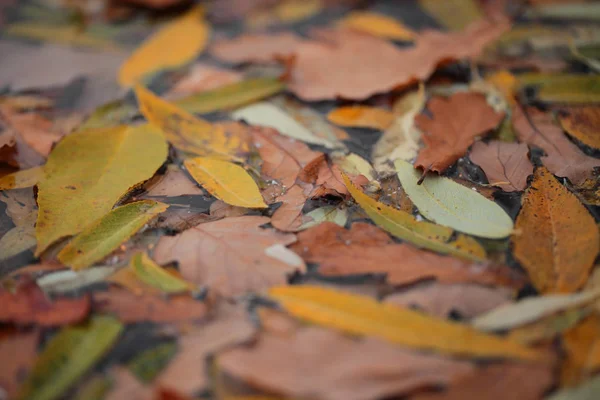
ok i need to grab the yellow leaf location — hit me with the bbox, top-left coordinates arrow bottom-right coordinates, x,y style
485,70 -> 518,106
119,6 -> 210,87
58,200 -> 168,270
419,0 -> 483,31
342,173 -> 486,261
327,106 -> 395,130
35,125 -> 167,255
0,166 -> 43,190
6,23 -> 120,51
135,85 -> 248,160
338,12 -> 415,41
269,285 -> 543,361
184,157 -> 267,209
130,252 -> 193,293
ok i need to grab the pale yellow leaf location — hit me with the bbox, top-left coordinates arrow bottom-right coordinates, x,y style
338,12 -> 415,41
0,166 -> 43,190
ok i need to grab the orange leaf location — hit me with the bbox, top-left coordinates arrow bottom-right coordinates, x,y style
327,106 -> 395,130
559,106 -> 600,150
560,315 -> 600,386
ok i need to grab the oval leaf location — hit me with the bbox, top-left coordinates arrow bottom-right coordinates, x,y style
269,285 -> 542,361
395,159 -> 514,238
58,200 -> 168,270
338,11 -> 415,41
184,157 -> 267,208
131,252 -> 193,293
342,173 -> 486,261
327,106 -> 394,130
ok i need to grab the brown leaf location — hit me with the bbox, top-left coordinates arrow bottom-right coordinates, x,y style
211,32 -> 304,64
116,0 -> 188,9
93,288 -> 208,323
289,19 -> 509,100
8,261 -> 65,278
413,363 -> 554,400
0,280 -> 90,326
167,63 -> 243,99
560,314 -> 600,386
559,106 -> 600,150
0,330 -> 38,398
105,366 -> 153,400
157,305 -> 256,395
415,92 -> 504,173
513,106 -> 600,184
385,282 -> 513,319
512,167 -> 600,293
143,164 -> 203,198
290,222 -> 524,288
153,216 -> 304,297
271,185 -> 309,232
217,327 -> 475,400
469,141 -> 533,192
209,200 -> 248,219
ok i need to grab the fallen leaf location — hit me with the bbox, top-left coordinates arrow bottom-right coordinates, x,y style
507,308 -> 591,345
289,19 -> 509,100
513,106 -> 600,184
153,216 -> 303,297
209,200 -> 248,219
0,280 -> 90,326
119,6 -> 210,86
327,106 -> 395,130
512,167 -> 599,293
18,316 -> 122,400
211,32 -> 304,64
269,285 -> 543,360
304,157 -> 355,198
143,164 -> 203,197
342,174 -> 487,262
290,222 -> 523,287
218,327 -> 474,400
37,266 -> 119,295
559,106 -> 600,150
418,0 -> 484,31
517,73 -> 600,104
385,283 -> 513,319
338,11 -> 415,41
127,343 -> 178,383
271,185 -> 309,232
547,375 -> 600,400
0,330 -> 38,399
93,288 -> 208,323
7,261 -> 65,279
184,157 -> 267,208
396,159 -> 513,238
415,92 -> 504,173
246,0 -> 323,28
136,85 -> 249,160
332,153 -> 377,183
472,289 -> 600,331
524,3 -> 600,21
127,252 -> 194,294
0,106 -> 62,158
297,205 -> 348,231
0,166 -> 43,190
0,188 -> 37,261
57,200 -> 168,270
35,124 -> 167,255
561,315 -> 600,386
5,22 -> 119,50
105,367 -> 153,400
167,64 -> 243,98
469,141 -> 533,192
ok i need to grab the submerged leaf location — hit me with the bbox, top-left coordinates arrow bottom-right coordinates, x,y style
184,157 -> 267,208
57,200 -> 168,270
35,125 -> 167,255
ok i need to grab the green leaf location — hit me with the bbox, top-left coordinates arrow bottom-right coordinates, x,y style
57,200 -> 168,270
546,374 -> 600,400
35,124 -> 168,255
130,252 -> 193,293
127,342 -> 177,383
0,166 -> 43,190
18,316 -> 123,400
395,159 -> 514,238
525,3 -> 600,21
517,73 -> 600,104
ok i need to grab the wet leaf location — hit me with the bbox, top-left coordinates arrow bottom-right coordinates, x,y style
342,173 -> 487,262
0,330 -> 38,399
219,327 -> 474,400
415,92 -> 504,173
119,6 -> 210,86
0,166 -> 42,190
418,0 -> 483,31
128,251 -> 194,293
35,125 -> 167,255
57,200 -> 168,270
0,280 -> 90,326
469,141 -> 533,192
338,11 -> 415,41
327,106 -> 394,130
269,285 -> 543,360
559,107 -> 600,150
512,167 -> 599,293
18,316 -> 122,400
184,157 -> 267,208
211,32 -> 303,64
517,73 -> 600,104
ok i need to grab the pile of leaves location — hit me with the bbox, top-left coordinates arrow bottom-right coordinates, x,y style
1,0 -> 600,399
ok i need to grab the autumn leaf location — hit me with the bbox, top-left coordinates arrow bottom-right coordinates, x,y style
559,106 -> 600,150
153,216 -> 304,297
0,166 -> 42,190
211,32 -> 304,64
337,11 -> 416,41
143,164 -> 203,198
167,64 -> 242,98
35,125 -> 167,255
418,0 -> 484,31
513,167 -> 599,293
415,92 -> 504,173
57,200 -> 168,270
0,188 -> 37,261
517,73 -> 600,104
119,6 -> 210,86
184,157 -> 267,208
269,285 -> 543,360
469,141 -> 533,192
327,106 -> 395,130
0,330 -> 38,399
271,185 -> 309,231
560,315 -> 600,387
548,375 -> 600,400
342,174 -> 487,261
122,251 -> 194,294
218,327 -> 474,400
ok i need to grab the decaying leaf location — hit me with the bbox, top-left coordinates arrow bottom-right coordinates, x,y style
559,106 -> 600,150
290,222 -> 523,287
418,0 -> 484,31
57,200 -> 168,270
167,64 -> 243,99
153,216 -> 303,297
342,174 -> 487,261
211,32 -> 304,64
337,11 -> 415,41
469,141 -> 533,192
415,92 -> 504,173
517,73 -> 600,104
269,285 -> 543,360
297,206 -> 348,231
327,106 -> 395,130
271,185 -> 309,232
143,164 -> 203,198
219,327 -> 474,400
119,6 -> 210,86
128,251 -> 194,294
561,315 -> 600,387
0,330 -> 38,399
184,157 -> 267,208
0,166 -> 42,190
35,125 -> 167,255
512,167 -> 599,293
